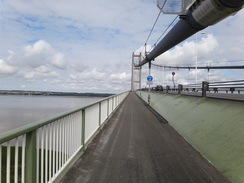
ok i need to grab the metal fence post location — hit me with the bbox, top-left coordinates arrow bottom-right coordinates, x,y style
107,99 -> 109,117
112,97 -> 114,111
178,84 -> 183,94
202,81 -> 209,97
99,102 -> 101,128
25,131 -> 37,183
82,109 -> 86,151
166,86 -> 170,93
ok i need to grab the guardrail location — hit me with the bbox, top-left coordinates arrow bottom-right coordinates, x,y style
208,80 -> 244,94
141,80 -> 244,101
0,91 -> 129,183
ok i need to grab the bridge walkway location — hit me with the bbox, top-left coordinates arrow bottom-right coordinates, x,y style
60,92 -> 230,183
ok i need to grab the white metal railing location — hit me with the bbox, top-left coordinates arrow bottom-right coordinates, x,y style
0,135 -> 26,183
36,111 -> 83,183
0,91 -> 129,183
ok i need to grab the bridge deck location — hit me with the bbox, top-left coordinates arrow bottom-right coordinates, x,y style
60,92 -> 230,183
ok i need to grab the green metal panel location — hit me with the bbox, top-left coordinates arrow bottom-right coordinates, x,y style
25,131 -> 37,183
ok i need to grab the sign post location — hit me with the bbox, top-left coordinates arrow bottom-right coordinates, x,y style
147,75 -> 153,104
172,72 -> 175,90
147,61 -> 153,104
147,76 -> 153,82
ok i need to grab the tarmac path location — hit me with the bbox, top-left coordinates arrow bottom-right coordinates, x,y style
60,92 -> 231,183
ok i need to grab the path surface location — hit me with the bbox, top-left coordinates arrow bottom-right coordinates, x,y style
60,92 -> 231,183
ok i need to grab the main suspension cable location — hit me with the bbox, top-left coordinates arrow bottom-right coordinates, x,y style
140,10 -> 162,54
149,14 -> 179,52
145,10 -> 162,45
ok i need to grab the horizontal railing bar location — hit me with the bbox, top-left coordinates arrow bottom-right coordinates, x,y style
209,83 -> 244,87
209,80 -> 244,84
183,87 -> 202,89
209,86 -> 244,89
184,84 -> 202,87
209,87 -> 244,89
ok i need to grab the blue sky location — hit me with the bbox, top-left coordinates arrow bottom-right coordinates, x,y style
0,0 -> 243,93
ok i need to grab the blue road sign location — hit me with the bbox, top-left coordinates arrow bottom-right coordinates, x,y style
147,76 -> 153,81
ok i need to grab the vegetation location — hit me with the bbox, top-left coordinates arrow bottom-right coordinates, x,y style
0,90 -> 114,97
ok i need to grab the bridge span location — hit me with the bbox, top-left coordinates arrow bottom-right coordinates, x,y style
60,92 -> 230,183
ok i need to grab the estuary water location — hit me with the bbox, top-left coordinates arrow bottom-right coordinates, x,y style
0,95 -> 104,134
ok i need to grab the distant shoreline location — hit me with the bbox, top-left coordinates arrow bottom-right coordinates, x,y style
0,90 -> 114,97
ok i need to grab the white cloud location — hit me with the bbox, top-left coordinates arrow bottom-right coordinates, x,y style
50,79 -> 61,84
89,68 -> 105,81
110,72 -> 128,80
0,40 -> 66,82
69,73 -> 85,84
230,47 -> 242,53
51,52 -> 66,69
156,34 -> 219,65
47,71 -> 60,78
23,40 -> 52,56
7,50 -> 15,60
19,69 -> 60,81
22,40 -> 68,69
69,68 -> 105,84
34,65 -> 50,73
21,71 -> 36,80
110,72 -> 131,85
0,59 -> 16,76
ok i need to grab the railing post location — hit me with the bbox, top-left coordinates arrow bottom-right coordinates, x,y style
230,87 -> 235,94
202,81 -> 209,97
82,109 -> 86,151
99,102 -> 102,128
178,84 -> 183,94
112,97 -> 114,111
166,86 -> 170,93
107,99 -> 109,117
25,131 -> 37,183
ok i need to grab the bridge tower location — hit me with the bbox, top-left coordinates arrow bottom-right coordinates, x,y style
131,52 -> 142,91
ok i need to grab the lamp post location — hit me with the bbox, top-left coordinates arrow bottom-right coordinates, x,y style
195,32 -> 205,89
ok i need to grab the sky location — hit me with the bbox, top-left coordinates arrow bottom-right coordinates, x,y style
0,0 -> 243,93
